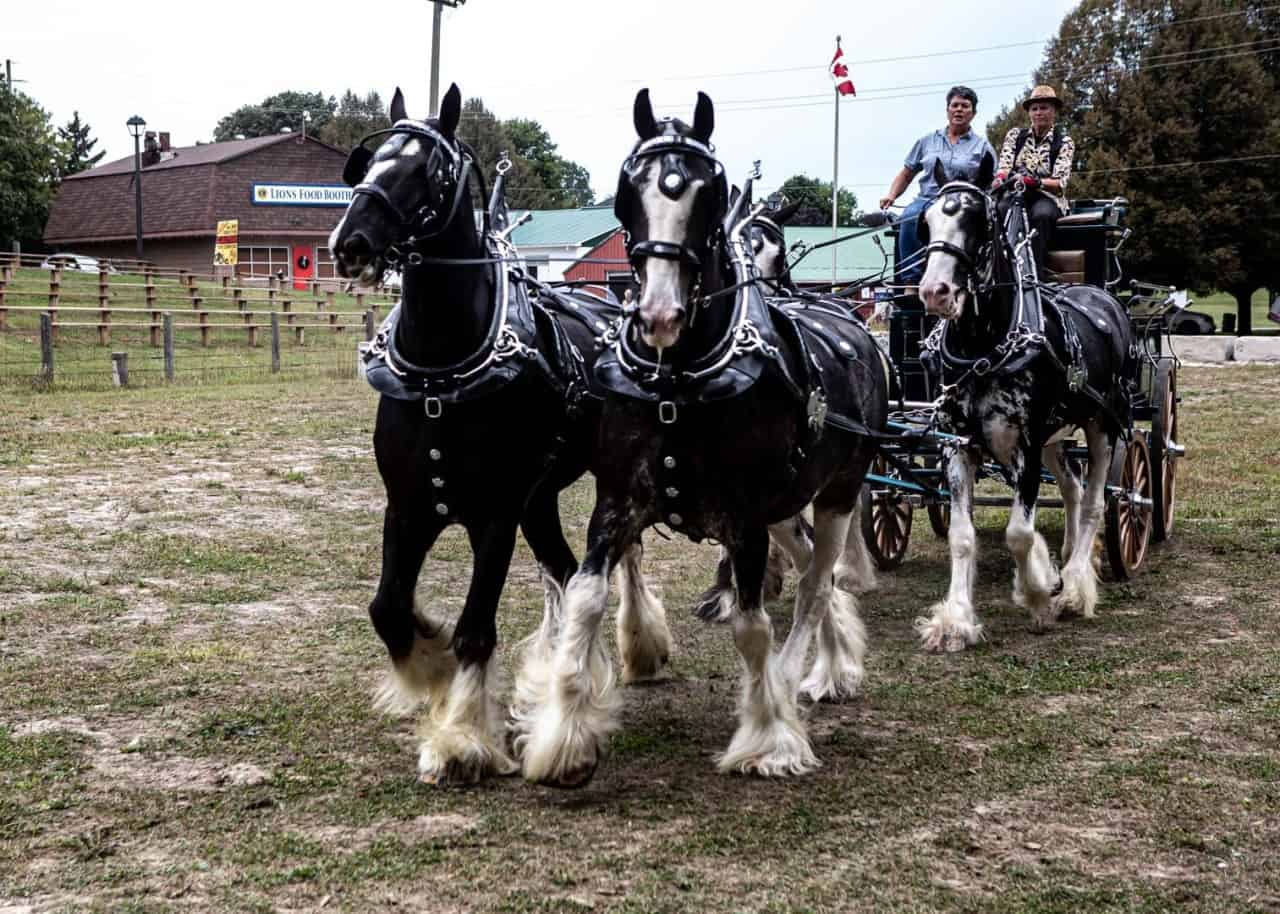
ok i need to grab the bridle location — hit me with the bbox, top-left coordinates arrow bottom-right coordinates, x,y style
920,180 -> 996,297
614,131 -> 728,273
343,119 -> 478,265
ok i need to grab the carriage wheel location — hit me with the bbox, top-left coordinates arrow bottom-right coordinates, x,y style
1104,435 -> 1153,580
861,456 -> 912,570
925,455 -> 951,538
1149,360 -> 1178,542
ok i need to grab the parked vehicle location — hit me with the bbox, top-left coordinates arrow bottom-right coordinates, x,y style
39,253 -> 117,273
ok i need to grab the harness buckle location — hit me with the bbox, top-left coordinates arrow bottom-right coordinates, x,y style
658,400 -> 678,425
425,397 -> 443,419
806,390 -> 828,432
973,357 -> 993,376
1068,365 -> 1087,392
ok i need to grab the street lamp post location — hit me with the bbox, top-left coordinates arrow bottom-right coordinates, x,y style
428,0 -> 466,117
127,115 -> 146,261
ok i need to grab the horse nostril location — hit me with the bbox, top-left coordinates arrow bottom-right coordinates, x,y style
342,231 -> 372,260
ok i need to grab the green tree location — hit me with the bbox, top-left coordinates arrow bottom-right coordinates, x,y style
773,175 -> 859,226
504,118 -> 593,207
456,98 -> 594,209
212,90 -> 336,142
57,110 -> 104,177
0,87 -> 61,249
317,90 -> 392,149
989,0 -> 1280,332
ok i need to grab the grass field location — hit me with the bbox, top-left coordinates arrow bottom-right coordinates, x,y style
0,267 -> 395,389
1,366 -> 1278,913
1183,289 -> 1276,335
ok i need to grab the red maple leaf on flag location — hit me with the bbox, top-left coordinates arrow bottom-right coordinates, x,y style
830,44 -> 856,97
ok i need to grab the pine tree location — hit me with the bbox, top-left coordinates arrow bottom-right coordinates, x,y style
57,110 -> 105,177
317,90 -> 392,150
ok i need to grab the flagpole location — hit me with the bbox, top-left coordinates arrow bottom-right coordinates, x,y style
832,35 -> 840,290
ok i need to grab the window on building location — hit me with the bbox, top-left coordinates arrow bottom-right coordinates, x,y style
314,246 -> 340,281
607,270 -> 638,305
237,246 -> 291,279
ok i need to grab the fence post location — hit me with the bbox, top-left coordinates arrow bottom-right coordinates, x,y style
145,269 -> 156,310
271,312 -> 281,373
40,313 -> 54,382
163,313 -> 175,381
364,309 -> 375,341
111,352 -> 129,387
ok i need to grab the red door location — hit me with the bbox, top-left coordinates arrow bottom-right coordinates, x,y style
292,245 -> 314,290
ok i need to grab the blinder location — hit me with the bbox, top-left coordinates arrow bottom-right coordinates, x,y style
341,119 -> 470,251
614,129 -> 728,270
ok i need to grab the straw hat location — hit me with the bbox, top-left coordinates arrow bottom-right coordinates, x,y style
1022,85 -> 1063,111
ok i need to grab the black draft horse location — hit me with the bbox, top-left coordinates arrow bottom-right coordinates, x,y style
691,197 -> 881,624
512,91 -> 887,786
915,156 -> 1134,651
330,85 -> 670,785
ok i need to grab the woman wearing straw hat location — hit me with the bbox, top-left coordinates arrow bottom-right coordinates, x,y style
993,85 -> 1076,274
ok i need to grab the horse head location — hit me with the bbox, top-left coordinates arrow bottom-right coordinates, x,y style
750,197 -> 799,284
614,89 -> 727,350
329,84 -> 467,284
919,153 -> 996,320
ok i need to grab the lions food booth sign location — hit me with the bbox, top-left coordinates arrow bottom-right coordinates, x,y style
43,133 -> 354,286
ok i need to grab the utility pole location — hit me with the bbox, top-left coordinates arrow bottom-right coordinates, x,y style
428,0 -> 467,117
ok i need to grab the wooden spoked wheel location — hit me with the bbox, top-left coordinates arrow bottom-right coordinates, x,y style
1104,435 -> 1154,580
925,455 -> 951,538
1149,360 -> 1178,542
861,455 -> 912,570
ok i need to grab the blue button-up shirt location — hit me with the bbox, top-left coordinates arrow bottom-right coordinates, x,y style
904,128 -> 997,200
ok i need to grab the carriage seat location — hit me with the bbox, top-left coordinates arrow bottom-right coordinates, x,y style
1056,211 -> 1106,227
1045,250 -> 1086,285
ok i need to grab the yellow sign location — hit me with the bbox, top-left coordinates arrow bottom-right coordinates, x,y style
213,219 -> 239,266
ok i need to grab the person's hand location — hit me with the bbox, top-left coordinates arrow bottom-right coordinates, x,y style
1021,174 -> 1042,189
990,171 -> 1008,191
878,194 -> 895,210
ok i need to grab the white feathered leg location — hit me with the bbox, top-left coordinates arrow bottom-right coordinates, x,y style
834,494 -> 879,595
1043,442 -> 1082,564
615,543 -> 671,683
717,604 -> 819,777
372,611 -> 458,717
916,448 -> 985,651
418,660 -> 518,784
1007,490 -> 1059,632
516,567 -> 619,787
1055,423 -> 1109,619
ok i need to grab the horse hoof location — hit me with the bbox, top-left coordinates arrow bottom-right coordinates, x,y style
537,760 -> 599,790
419,758 -> 486,788
691,589 -> 733,623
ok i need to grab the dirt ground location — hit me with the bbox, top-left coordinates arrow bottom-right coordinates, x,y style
1,366 -> 1278,913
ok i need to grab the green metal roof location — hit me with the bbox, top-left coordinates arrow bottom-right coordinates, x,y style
783,226 -> 893,285
508,206 -> 620,247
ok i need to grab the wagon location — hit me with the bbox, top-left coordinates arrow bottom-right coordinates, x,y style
858,196 -> 1185,580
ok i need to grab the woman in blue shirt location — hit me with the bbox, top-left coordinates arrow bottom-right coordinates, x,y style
879,86 -> 996,288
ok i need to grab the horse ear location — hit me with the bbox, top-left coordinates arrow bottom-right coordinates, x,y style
931,157 -> 949,191
438,84 -> 462,137
975,150 -> 996,190
633,89 -> 658,140
774,200 -> 802,225
390,88 -> 407,123
692,91 -> 715,143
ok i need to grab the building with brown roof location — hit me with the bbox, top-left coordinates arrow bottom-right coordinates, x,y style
44,132 -> 353,286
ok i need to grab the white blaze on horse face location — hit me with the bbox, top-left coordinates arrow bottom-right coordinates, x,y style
636,164 -> 705,349
919,204 -> 968,320
753,232 -> 784,280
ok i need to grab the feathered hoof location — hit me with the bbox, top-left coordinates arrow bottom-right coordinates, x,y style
717,722 -> 820,778
799,667 -> 862,704
691,586 -> 735,624
834,566 -> 878,596
418,743 -> 518,788
1053,566 -> 1098,620
533,758 -> 600,790
914,609 -> 982,653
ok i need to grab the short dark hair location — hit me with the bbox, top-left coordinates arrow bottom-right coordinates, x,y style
947,86 -> 978,109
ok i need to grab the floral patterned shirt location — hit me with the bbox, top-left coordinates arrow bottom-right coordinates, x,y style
998,127 -> 1075,214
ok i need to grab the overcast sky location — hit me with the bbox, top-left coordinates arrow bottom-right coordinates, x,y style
9,0 -> 1079,205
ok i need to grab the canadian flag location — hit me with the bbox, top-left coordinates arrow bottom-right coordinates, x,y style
830,41 -> 856,97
